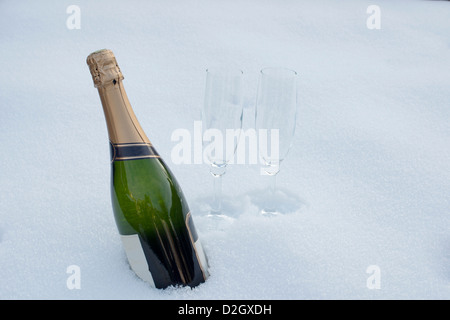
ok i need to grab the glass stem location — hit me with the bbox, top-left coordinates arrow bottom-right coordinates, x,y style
263,173 -> 277,214
262,162 -> 280,215
212,174 -> 223,214
210,163 -> 226,215
269,172 -> 277,199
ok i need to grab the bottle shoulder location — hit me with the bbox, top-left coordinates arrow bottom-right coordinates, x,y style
111,158 -> 189,225
112,157 -> 177,196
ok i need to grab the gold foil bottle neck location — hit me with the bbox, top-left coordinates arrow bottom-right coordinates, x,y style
86,49 -> 124,88
87,49 -> 151,145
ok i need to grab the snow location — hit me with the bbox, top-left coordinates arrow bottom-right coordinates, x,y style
1,0 -> 450,299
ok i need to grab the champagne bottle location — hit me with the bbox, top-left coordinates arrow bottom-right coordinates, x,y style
86,49 -> 209,289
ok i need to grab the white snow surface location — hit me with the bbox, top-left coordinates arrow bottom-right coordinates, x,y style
1,0 -> 450,300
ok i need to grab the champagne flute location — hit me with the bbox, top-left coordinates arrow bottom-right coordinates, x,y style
255,67 -> 298,215
202,68 -> 244,218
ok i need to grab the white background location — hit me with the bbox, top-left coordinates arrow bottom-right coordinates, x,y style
0,0 -> 449,299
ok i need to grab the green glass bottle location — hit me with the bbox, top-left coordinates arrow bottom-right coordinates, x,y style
86,49 -> 209,289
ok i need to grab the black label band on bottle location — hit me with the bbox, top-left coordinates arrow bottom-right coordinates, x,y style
110,142 -> 160,161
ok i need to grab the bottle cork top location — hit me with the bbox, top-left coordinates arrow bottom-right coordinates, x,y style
86,49 -> 124,88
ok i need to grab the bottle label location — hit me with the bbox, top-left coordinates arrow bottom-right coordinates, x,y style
110,142 -> 160,162
120,212 -> 209,287
120,233 -> 156,287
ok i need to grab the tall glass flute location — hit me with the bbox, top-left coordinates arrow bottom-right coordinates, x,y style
255,67 -> 298,215
202,68 -> 244,218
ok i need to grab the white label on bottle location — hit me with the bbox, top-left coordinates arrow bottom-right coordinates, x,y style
120,234 -> 155,287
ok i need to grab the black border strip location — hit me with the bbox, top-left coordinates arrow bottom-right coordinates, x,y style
110,142 -> 160,161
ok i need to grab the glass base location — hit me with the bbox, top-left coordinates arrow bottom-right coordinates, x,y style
260,208 -> 281,216
250,187 -> 306,216
206,212 -> 235,221
191,195 -> 240,230
202,211 -> 235,231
